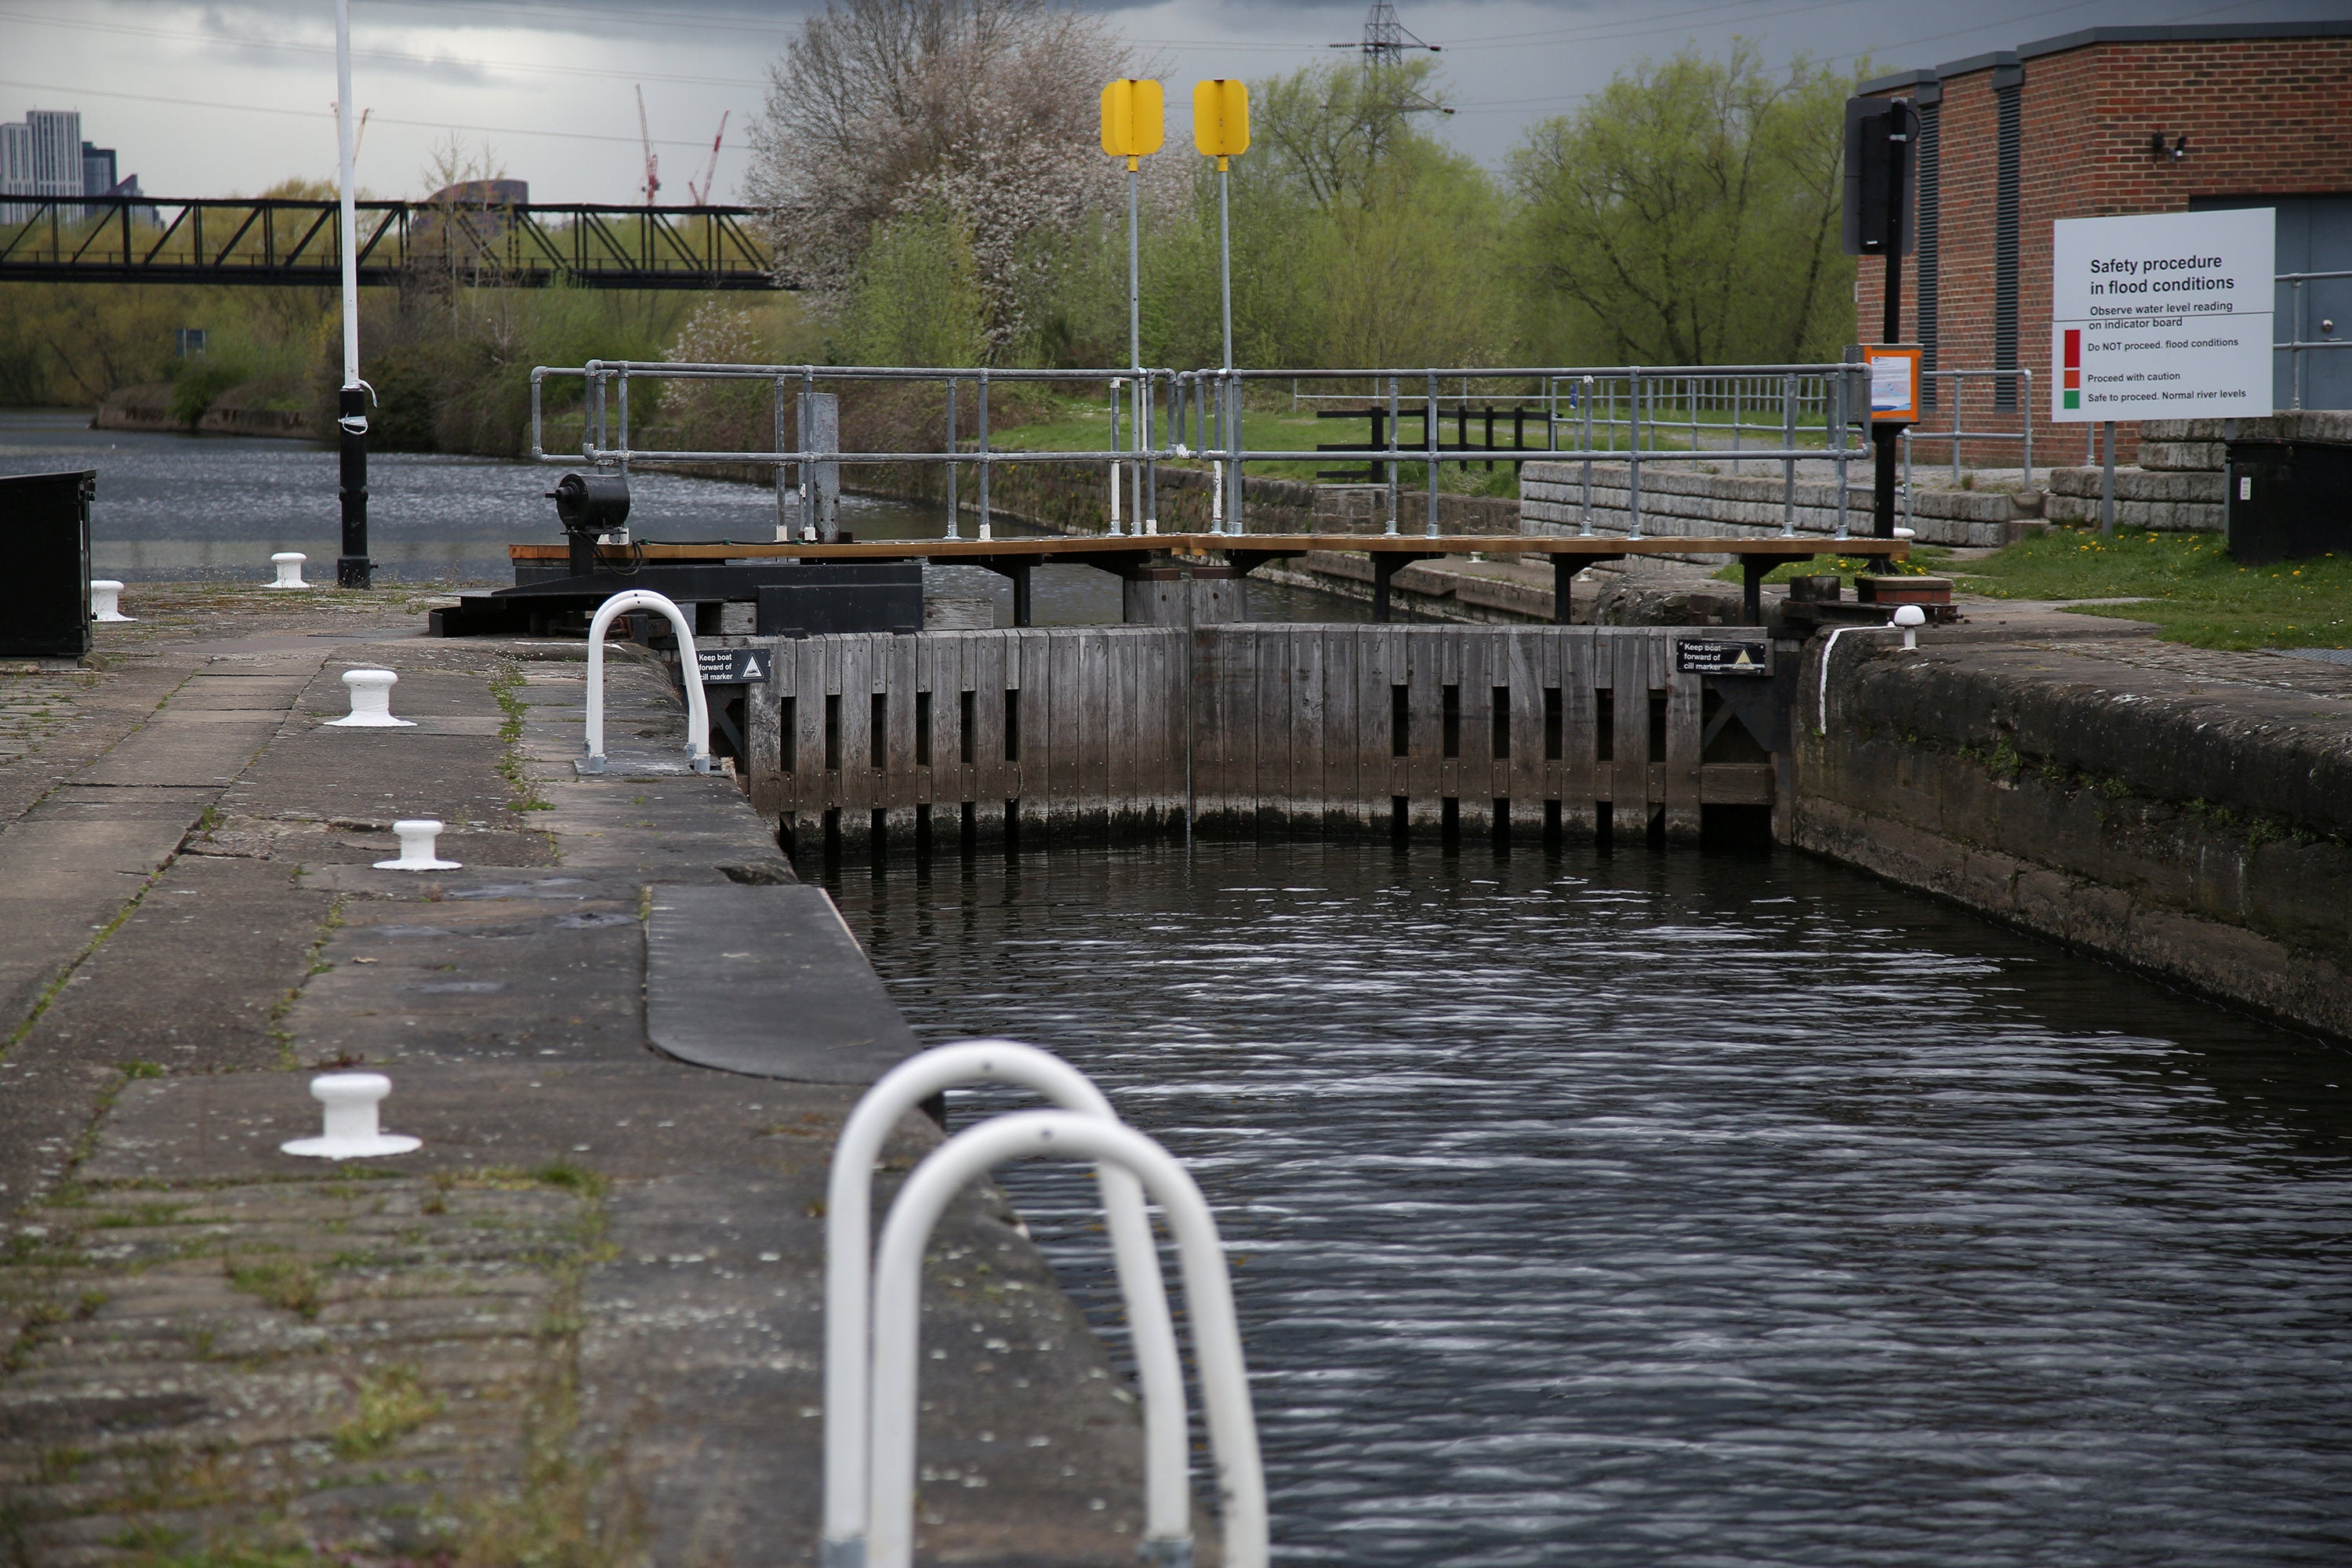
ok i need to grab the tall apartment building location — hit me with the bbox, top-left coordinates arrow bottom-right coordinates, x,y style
1857,22 -> 2352,460
2,109 -> 143,222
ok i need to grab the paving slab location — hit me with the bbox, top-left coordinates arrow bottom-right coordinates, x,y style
0,597 -> 1168,1568
647,883 -> 921,1082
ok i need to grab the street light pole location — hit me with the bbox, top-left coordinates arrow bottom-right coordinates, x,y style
334,0 -> 372,588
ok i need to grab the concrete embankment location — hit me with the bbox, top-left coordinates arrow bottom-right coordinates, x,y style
0,590 -> 1164,1567
93,385 -> 317,439
1795,632 -> 2352,1041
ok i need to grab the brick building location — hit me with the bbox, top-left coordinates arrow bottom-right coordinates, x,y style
1858,23 -> 2352,466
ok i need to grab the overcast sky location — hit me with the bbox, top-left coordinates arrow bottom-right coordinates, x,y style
3,0 -> 2342,203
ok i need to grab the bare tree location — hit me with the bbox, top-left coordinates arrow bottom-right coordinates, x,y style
746,0 -> 1139,354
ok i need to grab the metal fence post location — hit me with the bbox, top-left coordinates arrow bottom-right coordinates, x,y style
978,368 -> 992,539
1425,371 -> 1440,538
944,378 -> 960,540
1385,375 -> 1400,537
1627,368 -> 1643,540
1780,372 -> 1796,538
1581,376 -> 1594,537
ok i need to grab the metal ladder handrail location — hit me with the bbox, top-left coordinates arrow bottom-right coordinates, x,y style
866,1110 -> 1267,1568
822,1042 -> 1189,1568
582,590 -> 710,774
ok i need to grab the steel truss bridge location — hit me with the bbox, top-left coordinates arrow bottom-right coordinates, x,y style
0,196 -> 779,289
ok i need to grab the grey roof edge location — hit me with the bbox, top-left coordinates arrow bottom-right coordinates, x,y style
1857,20 -> 2352,94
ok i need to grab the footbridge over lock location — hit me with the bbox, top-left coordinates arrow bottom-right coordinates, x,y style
734,623 -> 1791,852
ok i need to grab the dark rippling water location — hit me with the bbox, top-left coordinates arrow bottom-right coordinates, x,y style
819,837 -> 2352,1566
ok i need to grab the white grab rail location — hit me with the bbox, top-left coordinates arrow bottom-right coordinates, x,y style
868,1112 -> 1266,1568
823,1042 -> 1189,1568
583,589 -> 710,774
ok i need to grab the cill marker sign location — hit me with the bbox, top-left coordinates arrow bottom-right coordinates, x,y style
2050,209 -> 2274,423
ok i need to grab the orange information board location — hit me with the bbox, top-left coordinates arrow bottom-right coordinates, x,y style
1864,343 -> 1921,424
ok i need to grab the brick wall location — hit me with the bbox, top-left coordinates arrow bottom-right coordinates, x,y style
1860,32 -> 2352,468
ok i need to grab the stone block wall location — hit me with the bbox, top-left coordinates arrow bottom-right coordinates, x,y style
1518,460 -> 2039,548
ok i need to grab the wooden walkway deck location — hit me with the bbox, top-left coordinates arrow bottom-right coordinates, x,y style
514,534 -> 1904,624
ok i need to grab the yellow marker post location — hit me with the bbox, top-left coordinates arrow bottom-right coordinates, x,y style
1193,79 -> 1249,531
1101,79 -> 1164,536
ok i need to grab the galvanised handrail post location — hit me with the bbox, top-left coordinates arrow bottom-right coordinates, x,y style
1834,364 -> 1853,542
800,366 -> 818,535
1581,376 -> 1595,536
867,1112 -> 1266,1568
1780,372 -> 1797,537
1385,375 -> 1400,537
943,379 -> 960,540
1626,367 -> 1643,541
774,376 -> 790,540
1108,376 -> 1124,536
1424,370 -> 1439,539
978,368 -> 993,539
2020,368 -> 2034,488
581,590 -> 709,774
822,1043 -> 1190,1568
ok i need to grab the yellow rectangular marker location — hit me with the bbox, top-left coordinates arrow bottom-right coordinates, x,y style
1100,78 -> 1165,163
1192,78 -> 1250,162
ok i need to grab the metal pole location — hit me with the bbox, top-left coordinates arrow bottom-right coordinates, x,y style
332,0 -> 371,589
1123,159 -> 1142,539
1385,375 -> 1399,536
1217,162 -> 1235,377
2100,418 -> 2115,536
1581,375 -> 1594,537
1834,368 -> 1850,542
1780,372 -> 1795,537
1229,372 -> 1243,534
944,379 -> 959,539
1627,368 -> 1642,540
2020,368 -> 2034,489
1424,371 -> 1439,538
1109,379 -> 1123,537
774,376 -> 790,541
978,370 -> 992,539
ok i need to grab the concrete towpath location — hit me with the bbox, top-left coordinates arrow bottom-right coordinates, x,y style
0,586 -> 1168,1568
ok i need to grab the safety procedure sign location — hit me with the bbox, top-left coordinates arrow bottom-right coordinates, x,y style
2050,208 -> 2274,423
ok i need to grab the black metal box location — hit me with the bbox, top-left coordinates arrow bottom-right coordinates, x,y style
2227,440 -> 2352,564
755,564 -> 924,637
0,470 -> 94,659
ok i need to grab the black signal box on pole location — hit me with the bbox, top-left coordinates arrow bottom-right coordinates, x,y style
1842,98 -> 1917,260
1844,96 -> 1918,539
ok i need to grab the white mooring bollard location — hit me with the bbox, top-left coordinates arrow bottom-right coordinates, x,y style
269,551 -> 310,589
329,668 -> 414,728
281,1073 -> 421,1159
1894,603 -> 1926,651
376,818 -> 462,871
89,580 -> 132,622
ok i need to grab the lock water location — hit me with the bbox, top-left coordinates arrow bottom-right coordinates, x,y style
820,837 -> 2352,1566
0,410 -> 1361,624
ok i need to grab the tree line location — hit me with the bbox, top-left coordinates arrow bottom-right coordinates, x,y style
0,2 -> 1866,454
752,0 -> 1864,374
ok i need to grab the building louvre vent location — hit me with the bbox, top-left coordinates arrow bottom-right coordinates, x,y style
1992,75 -> 2022,411
1917,96 -> 1941,408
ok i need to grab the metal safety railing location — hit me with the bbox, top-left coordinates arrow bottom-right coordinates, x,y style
581,590 -> 710,774
531,358 -> 1875,543
1898,366 -> 2038,533
826,1041 -> 1265,1568
822,1042 -> 1189,1568
2281,268 -> 2352,412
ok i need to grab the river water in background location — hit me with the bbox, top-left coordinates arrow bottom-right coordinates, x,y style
0,409 -> 1362,624
820,837 -> 2352,1566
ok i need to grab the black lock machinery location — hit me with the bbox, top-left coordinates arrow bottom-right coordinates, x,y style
546,470 -> 632,577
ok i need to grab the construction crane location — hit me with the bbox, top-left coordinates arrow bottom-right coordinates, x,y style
686,111 -> 729,206
636,85 -> 661,205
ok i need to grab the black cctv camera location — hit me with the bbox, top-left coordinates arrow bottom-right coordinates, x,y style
2149,132 -> 2188,162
